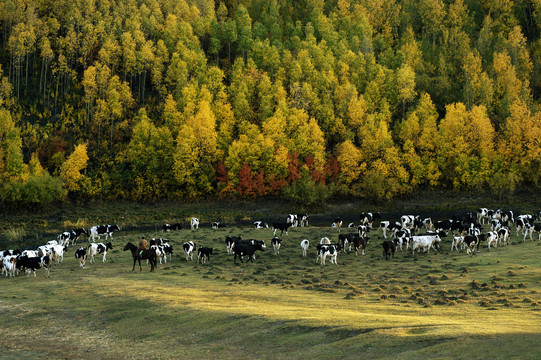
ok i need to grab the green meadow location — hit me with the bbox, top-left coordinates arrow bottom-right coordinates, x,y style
1,205 -> 540,359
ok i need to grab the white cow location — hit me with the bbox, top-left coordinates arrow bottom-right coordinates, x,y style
411,234 -> 441,255
190,217 -> 199,230
300,239 -> 309,257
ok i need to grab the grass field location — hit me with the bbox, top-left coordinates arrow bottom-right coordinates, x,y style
1,210 -> 541,360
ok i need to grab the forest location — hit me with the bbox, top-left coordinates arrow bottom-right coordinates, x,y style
0,0 -> 540,205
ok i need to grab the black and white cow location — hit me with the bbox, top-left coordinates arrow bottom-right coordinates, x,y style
394,228 -> 413,251
523,223 -> 541,242
197,247 -> 213,264
287,214 -> 298,227
382,240 -> 396,260
212,222 -> 227,230
183,241 -> 196,261
463,234 -> 485,254
254,221 -> 269,229
162,223 -> 182,231
476,208 -> 490,224
74,247 -> 87,267
501,210 -> 514,224
357,225 -> 369,238
486,231 -> 499,250
400,215 -> 419,229
377,221 -> 402,239
88,242 -> 113,263
233,242 -> 265,264
497,227 -> 510,246
190,217 -> 200,230
331,218 -> 343,232
297,213 -> 308,227
272,222 -> 292,237
338,233 -> 356,253
300,239 -> 309,257
16,255 -> 50,278
0,249 -> 21,260
316,243 -> 341,265
59,228 -> 89,246
89,225 -> 120,242
360,212 -> 381,228
271,237 -> 281,255
451,236 -> 465,251
225,236 -> 242,255
150,238 -> 169,246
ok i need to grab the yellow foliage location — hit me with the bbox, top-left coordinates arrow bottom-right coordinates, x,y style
60,143 -> 89,192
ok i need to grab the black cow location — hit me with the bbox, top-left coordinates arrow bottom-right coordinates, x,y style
382,240 -> 396,260
351,235 -> 369,256
197,247 -> 213,263
338,233 -> 356,253
212,222 -> 227,229
234,242 -> 265,264
16,255 -> 50,277
272,222 -> 292,237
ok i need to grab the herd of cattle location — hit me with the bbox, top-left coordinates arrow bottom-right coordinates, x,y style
1,208 -> 540,277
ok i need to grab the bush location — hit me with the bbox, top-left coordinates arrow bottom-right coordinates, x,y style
0,173 -> 65,205
283,176 -> 331,206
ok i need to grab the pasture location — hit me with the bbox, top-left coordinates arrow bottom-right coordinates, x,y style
1,208 -> 541,359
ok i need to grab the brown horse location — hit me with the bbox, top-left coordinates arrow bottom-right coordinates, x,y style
123,242 -> 157,272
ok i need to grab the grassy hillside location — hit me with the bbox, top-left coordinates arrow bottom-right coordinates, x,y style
1,221 -> 540,359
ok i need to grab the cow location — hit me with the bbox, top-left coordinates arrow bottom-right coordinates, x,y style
37,245 -> 54,258
183,241 -> 196,261
377,221 -> 402,239
272,222 -> 292,237
59,228 -> 89,246
320,237 -> 331,244
486,231 -> 499,250
316,244 -> 341,265
2,256 -> 17,277
254,221 -> 269,229
422,218 -> 434,231
523,223 -> 541,242
411,233 -> 443,255
287,214 -> 298,227
451,236 -> 465,251
501,210 -> 514,224
151,245 -> 166,265
331,218 -> 343,232
382,240 -> 396,260
225,236 -> 242,255
360,212 -> 381,228
0,249 -> 21,260
357,225 -> 369,238
16,255 -> 50,277
190,217 -> 200,230
400,215 -> 419,229
212,222 -> 227,230
233,242 -> 265,264
517,215 -> 535,235
463,234 -> 485,254
298,213 -> 308,227
197,247 -> 213,264
351,235 -> 369,256
234,239 -> 266,260
46,240 -> 59,246
75,247 -> 87,267
477,208 -> 490,224
150,238 -> 169,247
162,223 -> 182,231
89,225 -> 120,242
300,239 -> 309,257
88,242 -> 113,263
271,237 -> 281,255
50,245 -> 66,264
21,250 -> 38,258
497,226 -> 510,246
394,228 -> 413,250
338,233 -> 356,253
161,243 -> 173,261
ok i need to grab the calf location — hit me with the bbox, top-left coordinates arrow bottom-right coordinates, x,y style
272,222 -> 292,237
233,242 -> 265,264
183,241 -> 196,261
351,235 -> 368,256
300,239 -> 309,257
271,237 -> 281,255
88,242 -> 113,263
197,247 -> 213,264
162,223 -> 182,231
382,240 -> 396,260
191,217 -> 200,230
75,247 -> 87,267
